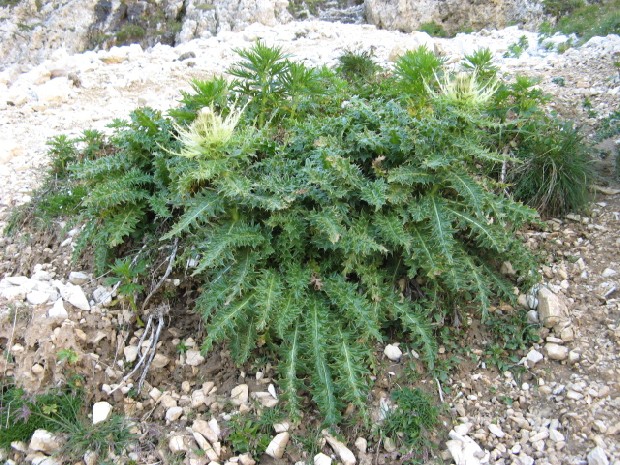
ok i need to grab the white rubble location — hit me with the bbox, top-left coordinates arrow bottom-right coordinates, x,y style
446,430 -> 490,465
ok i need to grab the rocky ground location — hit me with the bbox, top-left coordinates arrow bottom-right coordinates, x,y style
0,20 -> 619,465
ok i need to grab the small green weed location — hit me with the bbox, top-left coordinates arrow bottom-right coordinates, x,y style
419,22 -> 448,38
176,340 -> 189,354
115,23 -> 146,45
0,383 -> 81,448
380,387 -> 439,463
483,308 -> 540,371
336,48 -> 381,85
510,117 -> 592,216
57,414 -> 134,461
551,76 -> 565,87
57,348 -> 80,365
462,48 -> 498,84
542,0 -> 584,18
105,258 -> 147,324
223,408 -> 284,456
596,109 -> 620,141
504,35 -> 529,58
0,383 -> 134,461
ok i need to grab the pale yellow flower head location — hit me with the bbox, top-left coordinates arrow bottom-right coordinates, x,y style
176,104 -> 245,158
430,71 -> 498,109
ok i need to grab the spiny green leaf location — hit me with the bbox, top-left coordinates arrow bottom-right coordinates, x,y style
306,297 -> 340,425
162,192 -> 224,240
231,316 -> 257,364
392,300 -> 436,370
254,270 -> 282,332
104,205 -> 143,247
279,324 -> 302,420
446,205 -> 507,252
202,295 -> 253,354
324,276 -> 382,341
332,328 -> 369,416
444,170 -> 487,215
374,213 -> 412,252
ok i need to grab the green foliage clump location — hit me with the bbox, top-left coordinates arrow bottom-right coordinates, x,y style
557,0 -> 620,40
8,43 -> 593,427
115,23 -> 146,45
380,387 -> 439,461
393,46 -> 445,103
419,22 -> 448,38
462,48 -> 498,84
509,116 -> 592,217
0,0 -> 21,7
543,0 -> 620,43
504,35 -> 529,58
336,48 -> 381,85
0,384 -> 79,448
224,408 -> 284,456
542,0 -> 585,18
483,308 -> 541,371
0,383 -> 133,461
596,108 -> 620,142
69,108 -> 178,274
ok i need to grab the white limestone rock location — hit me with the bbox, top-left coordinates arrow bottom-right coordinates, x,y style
314,453 -> 332,465
526,349 -> 543,366
26,290 -> 49,305
384,343 -> 402,362
59,283 -> 90,311
544,343 -> 569,361
231,384 -> 249,405
92,402 -> 113,424
587,447 -> 609,465
166,406 -> 184,422
446,430 -> 490,465
537,286 -> 567,328
354,437 -> 367,454
265,432 -> 290,459
48,299 -> 68,319
324,432 -> 356,465
192,419 -> 219,444
29,429 -> 62,454
124,345 -> 139,363
169,434 -> 187,453
68,271 -> 90,285
186,349 -> 205,366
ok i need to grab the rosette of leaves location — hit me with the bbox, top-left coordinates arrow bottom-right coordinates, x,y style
162,44 -> 539,425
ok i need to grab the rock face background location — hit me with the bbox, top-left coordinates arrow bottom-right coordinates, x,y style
0,0 -> 553,70
365,0 -> 545,35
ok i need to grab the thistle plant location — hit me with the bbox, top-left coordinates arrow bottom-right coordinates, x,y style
8,43 -> 593,427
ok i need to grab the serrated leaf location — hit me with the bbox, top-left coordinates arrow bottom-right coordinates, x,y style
162,192 -> 224,240
202,295 -> 253,353
254,269 -> 282,332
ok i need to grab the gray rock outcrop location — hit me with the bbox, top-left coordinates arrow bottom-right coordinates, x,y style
364,0 -> 545,35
